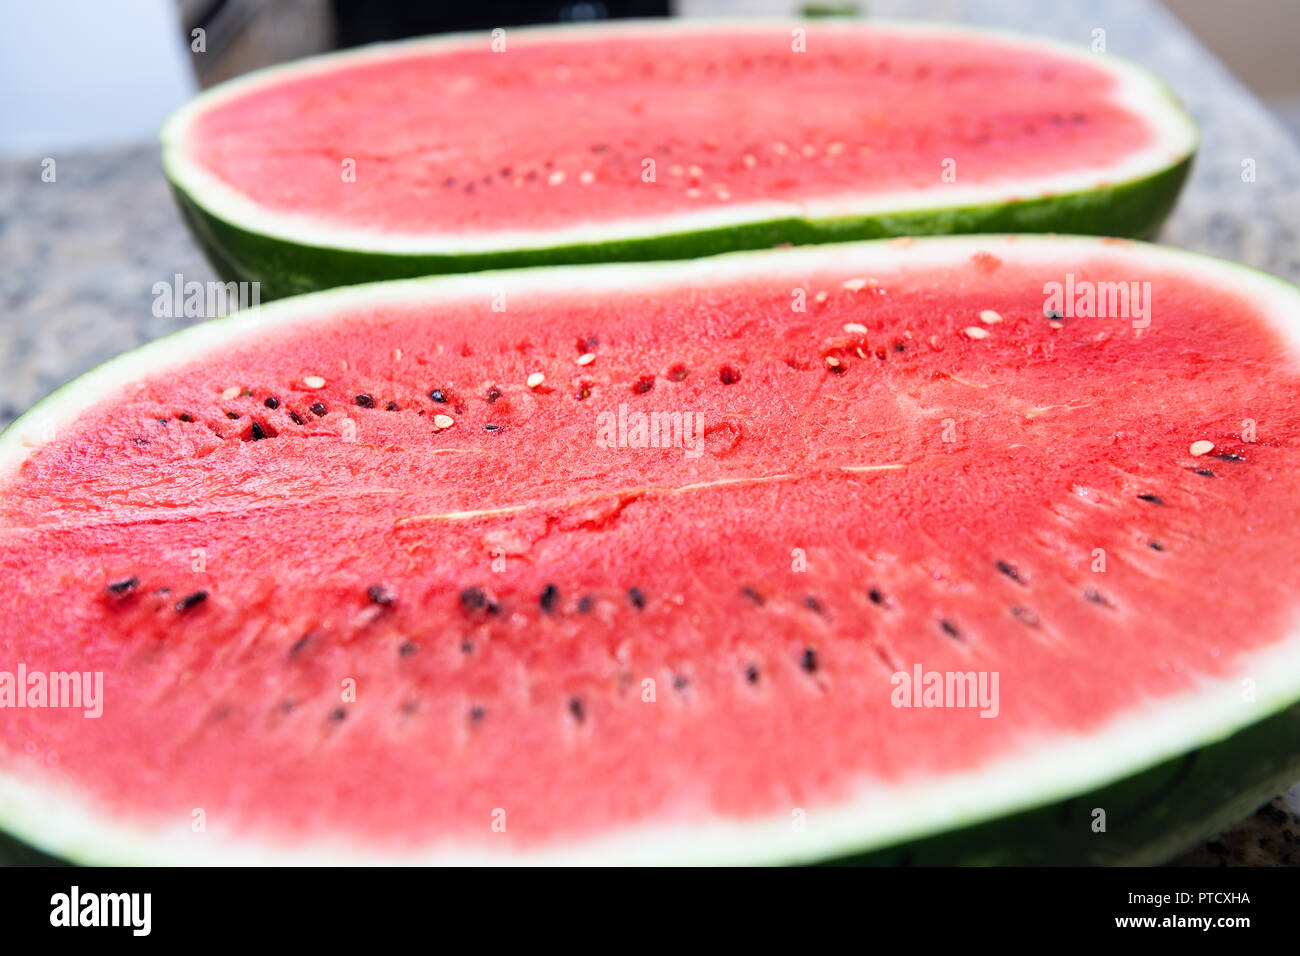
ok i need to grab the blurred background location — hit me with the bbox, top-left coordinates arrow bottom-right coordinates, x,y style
2,0 -> 1299,155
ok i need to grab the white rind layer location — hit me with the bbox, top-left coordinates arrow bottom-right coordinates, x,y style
1,235 -> 1297,865
160,19 -> 1199,256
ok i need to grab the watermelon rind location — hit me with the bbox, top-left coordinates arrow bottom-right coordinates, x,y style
1,235 -> 1296,866
161,19 -> 1198,299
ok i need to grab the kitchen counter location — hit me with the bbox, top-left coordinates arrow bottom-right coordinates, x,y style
1,0 -> 1298,864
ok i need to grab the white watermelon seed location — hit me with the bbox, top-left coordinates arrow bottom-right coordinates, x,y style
842,277 -> 868,292
825,356 -> 842,369
433,415 -> 454,430
843,323 -> 868,334
526,372 -> 545,388
978,309 -> 1003,324
220,386 -> 241,400
575,353 -> 596,366
548,170 -> 565,186
303,376 -> 326,389
964,327 -> 990,340
1190,440 -> 1215,456
579,170 -> 595,185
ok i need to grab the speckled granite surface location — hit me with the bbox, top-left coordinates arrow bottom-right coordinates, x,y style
1,0 -> 1298,864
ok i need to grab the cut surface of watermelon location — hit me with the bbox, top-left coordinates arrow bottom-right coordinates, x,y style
163,20 -> 1196,296
2,236 -> 1299,865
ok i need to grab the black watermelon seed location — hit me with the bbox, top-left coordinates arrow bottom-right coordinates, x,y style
106,576 -> 139,595
1083,589 -> 1111,607
289,411 -> 304,425
469,705 -> 486,722
868,587 -> 886,606
280,699 -> 295,714
939,619 -> 961,639
745,665 -> 760,684
627,587 -> 646,610
995,560 -> 1023,584
226,411 -> 239,420
330,707 -> 347,722
460,586 -> 496,614
893,342 -> 906,353
386,401 -> 399,411
399,641 -> 419,656
1137,493 -> 1164,505
742,586 -> 765,605
289,634 -> 313,656
250,422 -> 267,441
1011,605 -> 1040,627
568,697 -> 585,723
484,424 -> 502,432
310,402 -> 327,416
179,413 -> 194,422
632,375 -> 655,394
668,365 -> 689,382
460,639 -> 475,654
1218,452 -> 1244,461
801,647 -> 818,673
539,583 -> 560,613
486,387 -> 502,403
1045,308 -> 1064,320
673,674 -> 690,691
429,389 -> 447,403
576,386 -> 592,401
1195,468 -> 1215,478
264,397 -> 280,409
1149,541 -> 1165,551
803,595 -> 824,614
175,590 -> 208,612
355,394 -> 374,408
442,176 -> 455,187
368,584 -> 396,606
156,588 -> 170,595
719,366 -> 741,385
577,595 -> 595,614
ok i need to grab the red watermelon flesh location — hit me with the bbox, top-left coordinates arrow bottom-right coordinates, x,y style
170,21 -> 1190,242
2,236 -> 1300,864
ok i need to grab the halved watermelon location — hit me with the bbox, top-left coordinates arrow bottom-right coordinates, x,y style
162,20 -> 1197,298
3,236 -> 1299,865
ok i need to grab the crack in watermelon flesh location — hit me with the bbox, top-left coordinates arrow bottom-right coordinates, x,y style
2,238 -> 1300,862
180,24 -> 1166,236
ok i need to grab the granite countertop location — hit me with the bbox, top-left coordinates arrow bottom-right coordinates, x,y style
1,0 -> 1298,864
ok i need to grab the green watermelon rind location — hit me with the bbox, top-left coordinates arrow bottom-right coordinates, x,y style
167,160 -> 1194,301
160,18 -> 1199,299
1,235 -> 1297,866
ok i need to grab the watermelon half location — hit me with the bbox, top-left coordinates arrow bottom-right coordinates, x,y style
161,20 -> 1197,298
2,235 -> 1299,866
